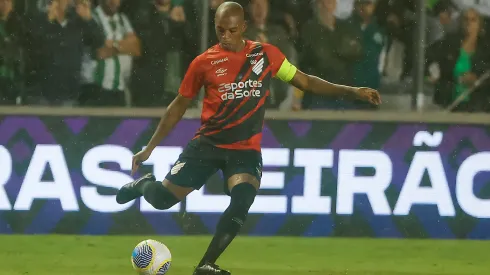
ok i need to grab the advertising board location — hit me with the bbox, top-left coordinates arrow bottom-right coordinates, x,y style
0,116 -> 489,238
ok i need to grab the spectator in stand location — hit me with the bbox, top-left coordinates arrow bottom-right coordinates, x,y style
427,8 -> 490,112
244,0 -> 297,109
0,0 -> 23,105
452,0 -> 490,18
298,0 -> 363,110
79,0 -> 141,107
23,0 -> 104,106
286,0 -> 313,33
130,0 -> 191,107
345,0 -> 383,111
350,0 -> 385,97
263,0 -> 298,41
427,0 -> 458,45
376,0 -> 414,82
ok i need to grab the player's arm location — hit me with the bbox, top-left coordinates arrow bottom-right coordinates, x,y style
145,95 -> 192,152
143,57 -> 204,153
132,93 -> 193,175
275,58 -> 381,105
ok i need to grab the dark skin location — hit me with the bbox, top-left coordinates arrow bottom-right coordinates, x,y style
130,1 -> 382,199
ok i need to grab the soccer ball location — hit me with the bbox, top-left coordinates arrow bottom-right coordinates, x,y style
131,239 -> 172,275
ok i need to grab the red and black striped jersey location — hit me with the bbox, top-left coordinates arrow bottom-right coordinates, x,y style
179,40 -> 287,152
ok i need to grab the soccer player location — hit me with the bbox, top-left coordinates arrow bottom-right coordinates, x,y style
116,2 -> 381,274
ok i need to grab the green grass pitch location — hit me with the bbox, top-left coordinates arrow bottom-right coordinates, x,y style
0,235 -> 489,275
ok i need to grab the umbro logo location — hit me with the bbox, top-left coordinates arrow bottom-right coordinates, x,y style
252,58 -> 264,75
216,68 -> 227,77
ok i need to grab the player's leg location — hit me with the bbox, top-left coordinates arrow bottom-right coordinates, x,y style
116,173 -> 192,210
197,174 -> 258,264
194,150 -> 261,274
116,157 -> 220,210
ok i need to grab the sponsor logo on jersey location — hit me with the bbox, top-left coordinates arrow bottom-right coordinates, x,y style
215,68 -> 227,77
211,57 -> 229,65
218,80 -> 263,101
246,52 -> 264,58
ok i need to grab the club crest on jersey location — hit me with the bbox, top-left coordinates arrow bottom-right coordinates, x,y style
170,161 -> 185,175
252,58 -> 264,75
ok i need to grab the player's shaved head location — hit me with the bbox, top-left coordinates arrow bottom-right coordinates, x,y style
214,1 -> 247,52
215,1 -> 245,22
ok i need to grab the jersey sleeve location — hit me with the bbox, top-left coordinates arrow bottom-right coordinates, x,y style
178,56 -> 205,98
265,44 -> 298,83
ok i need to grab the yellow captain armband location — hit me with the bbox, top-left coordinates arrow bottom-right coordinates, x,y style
275,58 -> 297,83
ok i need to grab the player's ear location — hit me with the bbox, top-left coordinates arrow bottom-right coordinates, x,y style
242,21 -> 247,33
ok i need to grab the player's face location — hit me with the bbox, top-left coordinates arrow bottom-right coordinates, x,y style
215,15 -> 246,52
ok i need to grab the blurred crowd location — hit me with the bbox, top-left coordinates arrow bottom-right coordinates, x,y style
1,0 -> 490,112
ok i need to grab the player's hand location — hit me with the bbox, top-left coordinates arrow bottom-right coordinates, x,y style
131,149 -> 152,176
355,87 -> 382,106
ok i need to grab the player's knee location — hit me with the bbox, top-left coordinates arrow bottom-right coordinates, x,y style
150,197 -> 179,210
143,182 -> 181,210
229,183 -> 257,222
